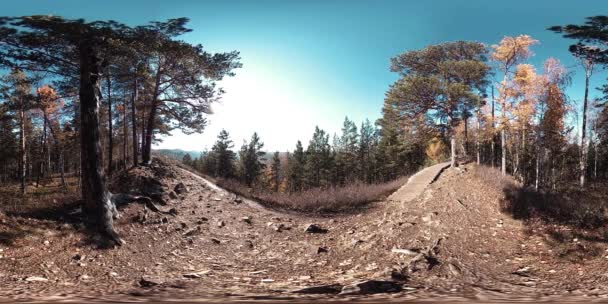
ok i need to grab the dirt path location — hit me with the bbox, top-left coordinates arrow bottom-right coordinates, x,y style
2,159 -> 608,302
388,162 -> 450,203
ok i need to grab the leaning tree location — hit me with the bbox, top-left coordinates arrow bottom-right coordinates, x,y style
135,19 -> 241,164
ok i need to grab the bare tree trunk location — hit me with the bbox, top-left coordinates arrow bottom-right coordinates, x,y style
19,100 -> 26,194
122,94 -> 128,169
580,68 -> 590,188
463,115 -> 468,157
36,116 -> 46,187
78,39 -> 122,246
535,148 -> 540,190
491,86 -> 496,168
476,112 -> 480,165
131,76 -> 138,167
106,73 -> 113,176
142,69 -> 162,165
140,100 -> 146,162
594,142 -> 598,180
501,129 -> 506,176
142,102 -> 157,165
448,114 -> 456,168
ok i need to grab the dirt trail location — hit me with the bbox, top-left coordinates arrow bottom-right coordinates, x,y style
388,161 -> 450,202
1,159 -> 608,302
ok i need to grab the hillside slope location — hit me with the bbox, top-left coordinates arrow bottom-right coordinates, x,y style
1,158 -> 608,302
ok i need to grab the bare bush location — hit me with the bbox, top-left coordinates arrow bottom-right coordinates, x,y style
216,177 -> 408,213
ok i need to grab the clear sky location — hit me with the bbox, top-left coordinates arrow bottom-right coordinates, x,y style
2,0 -> 607,152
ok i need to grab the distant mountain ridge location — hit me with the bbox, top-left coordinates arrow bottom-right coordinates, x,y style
154,149 -> 204,161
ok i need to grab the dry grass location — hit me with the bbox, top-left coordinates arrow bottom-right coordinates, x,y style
472,164 -> 608,229
216,177 -> 408,213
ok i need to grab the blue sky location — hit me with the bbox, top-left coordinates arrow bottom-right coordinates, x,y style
3,0 -> 607,152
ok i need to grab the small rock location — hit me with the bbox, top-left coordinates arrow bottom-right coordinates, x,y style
183,226 -> 201,236
161,217 -> 169,224
43,240 -> 50,246
261,278 -> 274,283
234,198 -> 243,204
243,240 -> 254,249
174,182 -> 188,194
292,284 -> 342,294
316,246 -> 329,254
25,276 -> 48,282
108,271 -> 118,277
305,224 -> 328,234
391,248 -> 419,256
168,208 -> 178,215
169,191 -> 178,199
183,273 -> 202,279
211,238 -> 221,244
513,266 -> 532,276
339,280 -> 402,295
79,274 -> 91,280
217,220 -> 225,228
241,217 -> 252,224
72,254 -> 85,261
139,276 -> 163,287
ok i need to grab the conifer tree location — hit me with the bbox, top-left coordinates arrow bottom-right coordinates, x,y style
211,129 -> 235,178
238,132 -> 265,187
269,151 -> 281,192
304,126 -> 332,188
287,140 -> 305,192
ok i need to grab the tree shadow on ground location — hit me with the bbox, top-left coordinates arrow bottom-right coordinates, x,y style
500,182 -> 608,261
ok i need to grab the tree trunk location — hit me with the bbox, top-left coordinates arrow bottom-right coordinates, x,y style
140,101 -> 146,162
447,113 -> 456,167
123,94 -> 128,170
580,69 -> 590,188
491,86 -> 496,168
535,148 -> 540,190
131,76 -> 138,167
476,103 -> 481,165
106,73 -> 113,176
594,142 -> 598,180
142,69 -> 162,165
142,101 -> 157,165
78,40 -> 122,246
501,129 -> 506,176
463,115 -> 468,157
19,99 -> 26,194
36,116 -> 46,187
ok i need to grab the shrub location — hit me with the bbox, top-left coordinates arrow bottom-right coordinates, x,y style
216,177 -> 408,213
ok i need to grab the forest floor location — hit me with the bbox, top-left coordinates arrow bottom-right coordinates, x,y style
1,157 -> 608,302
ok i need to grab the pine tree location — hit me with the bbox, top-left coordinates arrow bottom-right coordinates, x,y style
287,140 -> 305,192
304,126 -> 332,188
182,153 -> 192,166
211,129 -> 236,178
339,116 -> 359,183
269,151 -> 281,192
358,119 -> 377,183
238,132 -> 266,187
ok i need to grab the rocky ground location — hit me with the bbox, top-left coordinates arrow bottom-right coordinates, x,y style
1,157 -> 608,302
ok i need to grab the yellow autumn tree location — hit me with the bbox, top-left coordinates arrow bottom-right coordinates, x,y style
491,35 -> 539,175
425,137 -> 447,164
